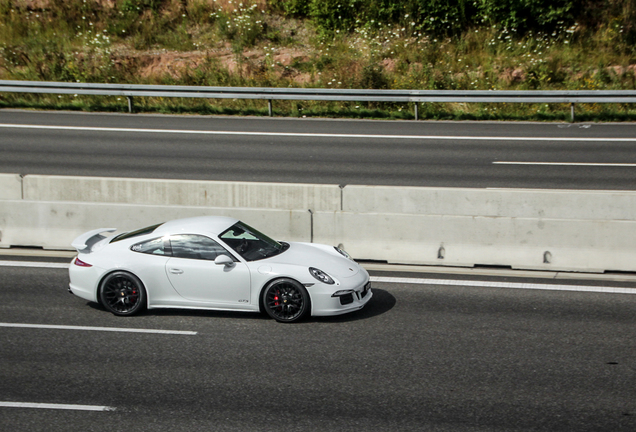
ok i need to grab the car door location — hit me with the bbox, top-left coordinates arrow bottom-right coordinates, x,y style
165,234 -> 251,305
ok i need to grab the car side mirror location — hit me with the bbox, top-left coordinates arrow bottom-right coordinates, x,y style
214,254 -> 235,267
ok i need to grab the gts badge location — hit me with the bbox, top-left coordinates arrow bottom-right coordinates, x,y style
238,299 -> 249,303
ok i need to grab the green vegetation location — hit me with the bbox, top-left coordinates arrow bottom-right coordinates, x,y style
0,0 -> 635,121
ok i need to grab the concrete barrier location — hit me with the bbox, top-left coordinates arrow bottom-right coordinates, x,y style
4,175 -> 636,274
0,200 -> 311,250
314,211 -> 636,273
0,174 -> 22,200
343,185 -> 636,220
23,175 -> 341,211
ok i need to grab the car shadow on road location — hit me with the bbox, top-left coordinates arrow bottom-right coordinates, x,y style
87,301 -> 270,321
306,288 -> 396,323
86,288 -> 395,323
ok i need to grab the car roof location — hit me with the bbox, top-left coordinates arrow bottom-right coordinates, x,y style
153,216 -> 239,237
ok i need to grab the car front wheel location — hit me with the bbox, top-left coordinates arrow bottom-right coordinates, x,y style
262,278 -> 310,323
99,271 -> 146,316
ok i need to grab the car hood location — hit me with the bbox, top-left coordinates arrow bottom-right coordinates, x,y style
267,242 -> 360,279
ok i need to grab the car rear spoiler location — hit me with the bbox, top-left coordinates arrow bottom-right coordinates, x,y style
71,228 -> 117,253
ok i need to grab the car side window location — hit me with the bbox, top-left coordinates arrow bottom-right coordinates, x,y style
131,237 -> 167,255
169,234 -> 231,261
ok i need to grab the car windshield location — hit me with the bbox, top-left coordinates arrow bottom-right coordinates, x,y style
219,222 -> 287,261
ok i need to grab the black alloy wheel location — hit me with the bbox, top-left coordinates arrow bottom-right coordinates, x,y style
262,278 -> 310,323
99,271 -> 146,316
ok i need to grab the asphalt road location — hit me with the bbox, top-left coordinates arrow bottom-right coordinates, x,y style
1,110 -> 635,189
1,264 -> 635,431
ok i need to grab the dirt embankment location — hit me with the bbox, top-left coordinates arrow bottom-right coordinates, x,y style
110,45 -> 312,83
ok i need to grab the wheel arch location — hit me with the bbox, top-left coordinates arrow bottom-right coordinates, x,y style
257,276 -> 311,314
97,269 -> 149,309
258,275 -> 302,313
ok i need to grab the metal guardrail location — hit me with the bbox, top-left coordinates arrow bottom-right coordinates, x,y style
2,79 -> 635,120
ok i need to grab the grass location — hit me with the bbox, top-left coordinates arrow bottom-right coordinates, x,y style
0,0 -> 635,121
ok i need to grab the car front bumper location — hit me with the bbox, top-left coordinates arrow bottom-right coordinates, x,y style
310,280 -> 373,316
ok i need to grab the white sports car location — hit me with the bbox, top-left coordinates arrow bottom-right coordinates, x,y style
69,216 -> 372,323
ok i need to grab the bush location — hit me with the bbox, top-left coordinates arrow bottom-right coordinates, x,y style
479,0 -> 575,33
270,0 -> 636,42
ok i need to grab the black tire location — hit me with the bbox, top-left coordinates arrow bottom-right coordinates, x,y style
99,271 -> 147,316
262,278 -> 310,323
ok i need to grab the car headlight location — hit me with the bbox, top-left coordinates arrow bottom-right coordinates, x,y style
334,246 -> 352,260
309,267 -> 335,285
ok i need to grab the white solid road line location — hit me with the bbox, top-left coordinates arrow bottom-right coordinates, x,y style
370,276 -> 636,294
494,161 -> 636,167
0,260 -> 69,269
0,402 -> 115,411
1,123 -> 636,142
2,260 -> 633,295
0,322 -> 197,335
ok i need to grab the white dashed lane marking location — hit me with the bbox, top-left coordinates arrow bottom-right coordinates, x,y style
494,161 -> 636,167
0,323 -> 197,335
0,402 -> 115,411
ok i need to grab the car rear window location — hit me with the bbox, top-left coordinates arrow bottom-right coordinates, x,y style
110,223 -> 163,243
131,237 -> 167,255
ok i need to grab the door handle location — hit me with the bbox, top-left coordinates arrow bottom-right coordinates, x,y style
169,268 -> 184,274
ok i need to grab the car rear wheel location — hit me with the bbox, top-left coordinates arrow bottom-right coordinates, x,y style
262,278 -> 310,323
99,271 -> 146,316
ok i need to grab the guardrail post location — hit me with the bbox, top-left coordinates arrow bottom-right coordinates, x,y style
127,96 -> 133,113
414,103 -> 419,121
570,103 -> 575,122
268,100 -> 272,117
